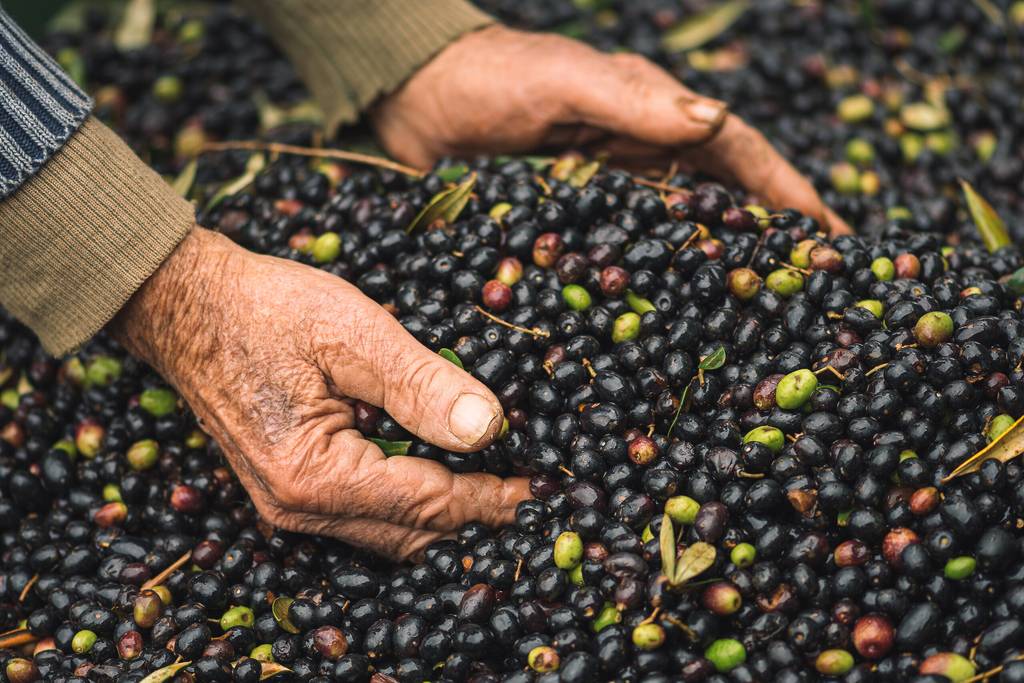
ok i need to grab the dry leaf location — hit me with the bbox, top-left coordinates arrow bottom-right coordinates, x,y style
662,0 -> 749,53
406,173 -> 477,233
960,179 -> 1011,253
943,414 -> 1024,482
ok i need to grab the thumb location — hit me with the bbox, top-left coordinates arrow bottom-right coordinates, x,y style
326,283 -> 503,452
565,49 -> 728,147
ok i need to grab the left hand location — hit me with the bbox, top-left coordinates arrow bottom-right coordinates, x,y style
372,24 -> 851,236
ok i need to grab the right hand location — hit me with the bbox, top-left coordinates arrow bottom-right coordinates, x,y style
111,227 -> 531,561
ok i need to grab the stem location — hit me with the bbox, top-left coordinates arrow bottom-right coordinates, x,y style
0,631 -> 39,649
633,177 -> 692,195
199,141 -> 425,178
865,362 -> 890,377
143,550 -> 193,590
474,306 -> 550,338
18,573 -> 38,603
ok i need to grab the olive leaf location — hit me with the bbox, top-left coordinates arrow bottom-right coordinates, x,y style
659,513 -> 676,581
57,48 -> 86,88
666,380 -> 693,437
257,97 -> 323,133
171,159 -> 198,198
699,346 -> 727,371
960,179 -> 1011,253
1004,267 -> 1024,296
114,0 -> 156,50
260,663 -> 293,680
438,348 -> 464,369
271,597 -> 301,634
207,154 -> 266,210
369,438 -> 412,457
942,414 -> 1024,482
140,661 -> 192,683
662,0 -> 749,53
672,542 -> 717,586
971,0 -> 1006,27
436,165 -> 470,183
568,161 -> 601,188
938,25 -> 967,54
406,172 -> 477,234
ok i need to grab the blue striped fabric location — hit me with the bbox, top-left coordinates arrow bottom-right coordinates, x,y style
0,6 -> 92,199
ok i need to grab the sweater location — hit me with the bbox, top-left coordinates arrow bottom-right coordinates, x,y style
0,0 -> 493,355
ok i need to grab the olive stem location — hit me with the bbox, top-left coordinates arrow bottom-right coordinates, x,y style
198,140 -> 425,178
0,630 -> 39,649
558,465 -> 576,478
581,358 -> 597,378
473,306 -> 550,338
865,362 -> 890,377
633,177 -> 692,195
143,550 -> 193,590
18,573 -> 38,603
639,607 -> 661,625
533,175 -> 552,196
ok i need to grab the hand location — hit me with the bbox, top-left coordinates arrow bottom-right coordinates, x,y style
111,228 -> 530,561
373,25 -> 851,236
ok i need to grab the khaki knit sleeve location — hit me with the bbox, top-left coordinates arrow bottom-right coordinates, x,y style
0,116 -> 195,356
237,0 -> 494,135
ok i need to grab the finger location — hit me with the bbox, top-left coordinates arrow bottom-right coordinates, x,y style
823,206 -> 855,236
563,50 -> 728,147
282,426 -> 531,531
320,279 -> 503,451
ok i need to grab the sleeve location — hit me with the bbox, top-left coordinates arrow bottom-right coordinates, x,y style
0,11 -> 193,356
236,0 -> 495,135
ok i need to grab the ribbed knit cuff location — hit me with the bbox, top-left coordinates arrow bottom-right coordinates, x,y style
238,0 -> 494,134
0,116 -> 195,356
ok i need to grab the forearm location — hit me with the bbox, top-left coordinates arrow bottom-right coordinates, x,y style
235,0 -> 494,134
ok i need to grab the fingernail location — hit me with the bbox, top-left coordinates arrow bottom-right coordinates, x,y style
681,98 -> 728,127
448,393 -> 500,446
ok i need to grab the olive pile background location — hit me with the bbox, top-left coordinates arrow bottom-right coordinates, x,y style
3,1 -> 1024,682
476,0 -> 1024,241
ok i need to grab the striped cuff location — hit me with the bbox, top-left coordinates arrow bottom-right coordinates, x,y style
0,7 -> 92,199
0,117 -> 195,356
237,0 -> 494,134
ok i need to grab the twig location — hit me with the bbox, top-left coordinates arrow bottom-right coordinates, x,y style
633,177 -> 692,194
199,141 -> 424,178
18,574 -> 38,603
865,362 -> 890,377
143,550 -> 193,590
474,306 -> 550,338
0,630 -> 39,649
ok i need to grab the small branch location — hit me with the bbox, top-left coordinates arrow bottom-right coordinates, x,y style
199,141 -> 425,178
474,306 -> 550,338
0,630 -> 39,649
143,550 -> 193,590
18,573 -> 38,603
633,177 -> 692,194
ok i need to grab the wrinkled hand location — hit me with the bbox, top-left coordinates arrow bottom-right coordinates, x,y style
112,228 -> 530,560
373,25 -> 851,236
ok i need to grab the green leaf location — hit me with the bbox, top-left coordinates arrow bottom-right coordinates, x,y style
699,346 -> 727,371
662,0 -> 749,53
493,155 -> 555,171
960,179 -> 1011,253
938,25 -> 967,54
667,380 -> 693,438
369,438 -> 412,457
858,0 -> 876,28
568,161 -> 601,188
625,291 -> 656,315
207,154 -> 266,210
407,172 -> 477,234
436,165 -> 470,183
1005,267 -> 1024,296
438,348 -> 464,369
56,48 -> 86,88
659,513 -> 676,581
257,97 -> 323,132
140,662 -> 192,683
271,597 -> 301,634
817,384 -> 842,393
673,542 -> 717,586
972,0 -> 1007,27
171,159 -> 198,198
114,0 -> 156,50
260,663 -> 293,680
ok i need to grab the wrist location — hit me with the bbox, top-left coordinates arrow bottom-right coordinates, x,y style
109,226 -> 228,380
